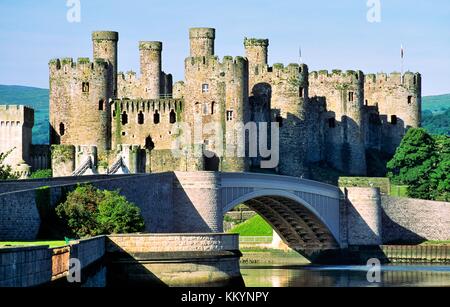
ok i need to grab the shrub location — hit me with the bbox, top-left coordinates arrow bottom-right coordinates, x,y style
56,184 -> 145,238
30,169 -> 52,179
0,149 -> 18,180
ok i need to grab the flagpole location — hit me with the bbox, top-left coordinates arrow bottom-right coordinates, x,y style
401,44 -> 404,75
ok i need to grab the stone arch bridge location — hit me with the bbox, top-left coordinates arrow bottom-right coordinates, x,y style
1,171 -> 448,260
172,172 -> 381,258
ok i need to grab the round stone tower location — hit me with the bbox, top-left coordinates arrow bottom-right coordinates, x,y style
189,28 -> 215,57
139,41 -> 162,99
244,38 -> 269,66
92,31 -> 119,96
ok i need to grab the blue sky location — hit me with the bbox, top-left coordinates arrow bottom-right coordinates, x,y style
0,0 -> 449,96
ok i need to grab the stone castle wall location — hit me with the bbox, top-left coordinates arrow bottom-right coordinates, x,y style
183,53 -> 250,172
309,70 -> 367,175
43,27 -> 422,178
0,105 -> 34,169
49,58 -> 113,152
365,72 -> 421,154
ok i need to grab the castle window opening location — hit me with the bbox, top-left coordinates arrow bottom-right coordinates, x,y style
299,87 -> 304,98
391,115 -> 398,125
99,100 -> 104,111
407,96 -> 413,104
145,136 -> 155,151
170,109 -> 176,124
276,115 -> 283,128
59,123 -> 65,136
328,118 -> 336,128
348,91 -> 354,102
121,112 -> 128,125
226,110 -> 233,121
211,102 -> 216,114
154,111 -> 160,124
82,82 -> 90,93
138,111 -> 144,125
202,84 -> 209,93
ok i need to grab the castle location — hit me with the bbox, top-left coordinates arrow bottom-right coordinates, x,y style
0,28 -> 421,178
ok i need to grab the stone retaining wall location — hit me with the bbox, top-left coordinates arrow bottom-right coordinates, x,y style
0,237 -> 106,287
381,196 -> 450,243
0,246 -> 52,287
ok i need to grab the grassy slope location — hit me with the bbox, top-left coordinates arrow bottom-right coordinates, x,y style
228,215 -> 273,237
0,241 -> 67,248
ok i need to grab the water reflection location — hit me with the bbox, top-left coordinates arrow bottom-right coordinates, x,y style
241,264 -> 450,287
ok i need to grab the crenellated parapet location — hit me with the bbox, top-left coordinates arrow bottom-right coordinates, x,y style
49,57 -> 113,152
0,105 -> 34,171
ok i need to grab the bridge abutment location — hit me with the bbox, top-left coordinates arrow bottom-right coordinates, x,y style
343,187 -> 382,246
172,172 -> 223,233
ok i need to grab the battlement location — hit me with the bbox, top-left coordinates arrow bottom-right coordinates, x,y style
365,71 -> 421,88
92,31 -> 119,41
186,55 -> 248,71
244,38 -> 269,47
113,98 -> 184,115
0,105 -> 34,125
139,41 -> 163,51
49,57 -> 109,71
118,71 -> 138,81
309,69 -> 364,83
189,28 -> 215,39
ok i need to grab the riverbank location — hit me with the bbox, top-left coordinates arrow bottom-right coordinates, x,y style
239,244 -> 450,265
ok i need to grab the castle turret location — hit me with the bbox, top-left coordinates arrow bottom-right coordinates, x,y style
49,58 -> 113,152
139,41 -> 163,99
184,43 -> 250,171
364,72 -> 422,155
270,63 -> 309,177
0,105 -> 34,169
243,36 -> 310,176
92,31 -> 118,96
309,70 -> 367,175
189,28 -> 215,57
244,38 -> 269,66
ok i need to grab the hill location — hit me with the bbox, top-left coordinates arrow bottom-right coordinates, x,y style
0,85 -> 49,144
422,94 -> 450,114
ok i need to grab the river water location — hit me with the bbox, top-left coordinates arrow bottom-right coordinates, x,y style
240,264 -> 450,287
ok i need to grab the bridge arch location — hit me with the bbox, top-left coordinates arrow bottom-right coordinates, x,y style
220,173 -> 342,257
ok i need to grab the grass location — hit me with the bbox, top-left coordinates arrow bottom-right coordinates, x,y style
0,241 -> 68,248
390,185 -> 409,197
420,240 -> 450,245
228,215 -> 273,237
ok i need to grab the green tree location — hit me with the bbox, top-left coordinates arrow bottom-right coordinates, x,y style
56,185 -> 104,238
96,190 -> 145,234
387,128 -> 437,199
55,184 -> 145,238
430,135 -> 450,201
0,149 -> 18,180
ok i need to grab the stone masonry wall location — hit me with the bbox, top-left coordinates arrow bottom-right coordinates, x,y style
0,173 -> 174,241
106,233 -> 239,253
381,196 -> 450,243
344,187 -> 382,245
0,246 -> 52,287
0,105 -> 34,168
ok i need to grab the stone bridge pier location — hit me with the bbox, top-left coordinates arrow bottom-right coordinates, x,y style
171,172 -> 383,259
